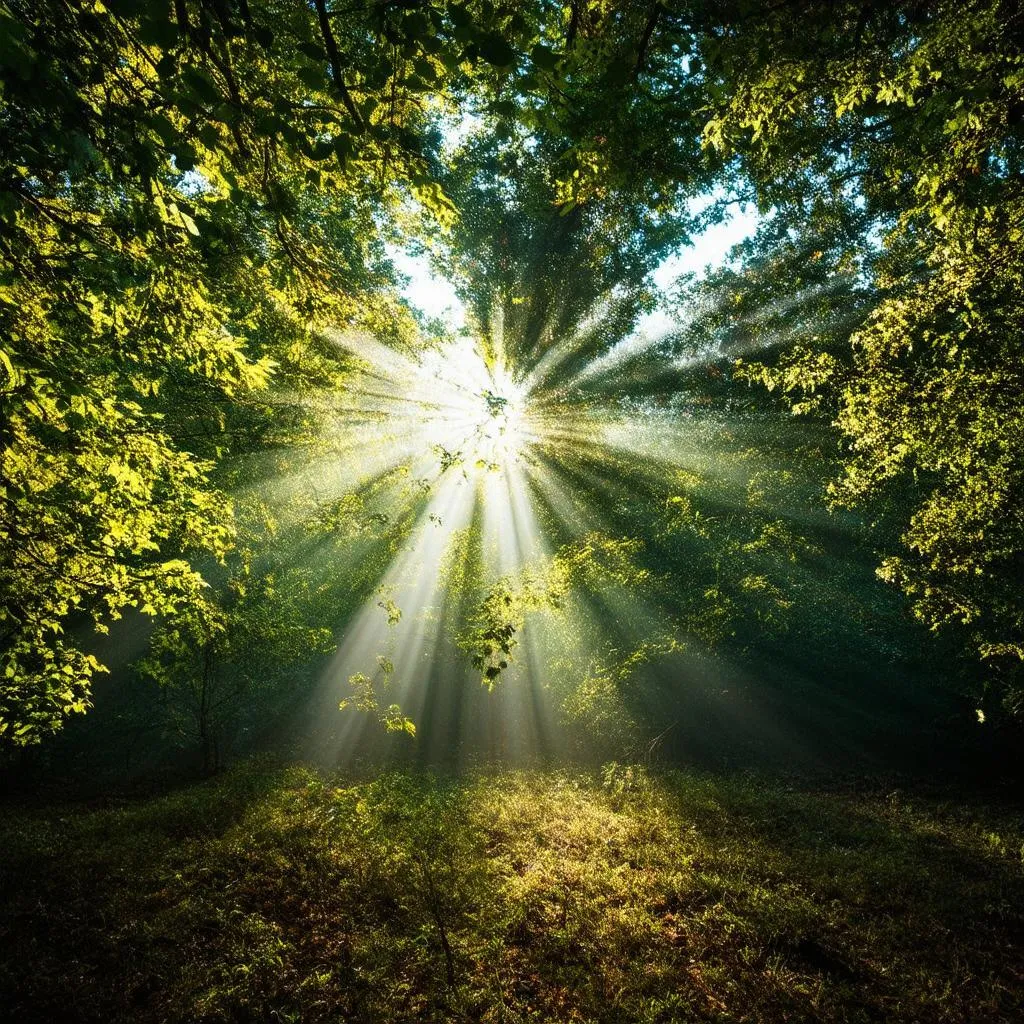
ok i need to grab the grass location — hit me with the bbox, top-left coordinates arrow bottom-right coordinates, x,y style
1,760 -> 1022,1023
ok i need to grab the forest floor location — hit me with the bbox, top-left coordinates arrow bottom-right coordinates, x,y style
1,760 -> 1022,1023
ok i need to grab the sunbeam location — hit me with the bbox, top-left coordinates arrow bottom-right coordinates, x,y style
264,266 -> 853,771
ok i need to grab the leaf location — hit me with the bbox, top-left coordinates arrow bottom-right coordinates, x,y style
531,44 -> 558,70
252,25 -> 275,49
181,67 -> 221,105
296,64 -> 326,91
173,145 -> 197,172
449,5 -> 472,29
137,14 -> 178,49
413,58 -> 436,83
476,33 -> 516,68
311,137 -> 335,161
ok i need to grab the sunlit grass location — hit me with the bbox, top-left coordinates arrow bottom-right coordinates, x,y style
3,760 -> 1021,1023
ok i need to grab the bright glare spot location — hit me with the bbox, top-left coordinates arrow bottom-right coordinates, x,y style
418,338 -> 532,472
328,330 -> 536,477
386,244 -> 465,329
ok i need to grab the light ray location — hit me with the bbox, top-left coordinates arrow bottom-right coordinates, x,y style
253,234 -> 903,771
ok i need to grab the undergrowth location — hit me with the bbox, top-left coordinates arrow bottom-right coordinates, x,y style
1,761 -> 1022,1023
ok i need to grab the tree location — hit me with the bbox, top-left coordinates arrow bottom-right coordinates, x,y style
0,0 -> 538,743
509,0 -> 1024,715
137,557 -> 335,774
697,0 -> 1024,714
5,0 -> 1021,752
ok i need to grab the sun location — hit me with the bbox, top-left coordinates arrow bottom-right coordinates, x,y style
418,337 -> 534,474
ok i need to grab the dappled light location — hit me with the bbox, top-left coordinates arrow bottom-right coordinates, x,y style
4,763 -> 1023,1022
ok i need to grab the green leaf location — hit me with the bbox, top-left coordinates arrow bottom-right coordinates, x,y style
181,67 -> 221,105
531,44 -> 558,70
476,33 -> 516,68
172,145 -> 197,172
449,5 -> 472,29
137,14 -> 178,49
253,25 -> 275,49
296,64 -> 326,91
311,137 -> 336,161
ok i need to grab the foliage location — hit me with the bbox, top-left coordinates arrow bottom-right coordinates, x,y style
461,533 -> 650,686
3,0 -> 1023,751
510,0 -> 1024,716
694,0 -> 1024,712
136,560 -> 336,772
340,656 -> 417,738
0,0 -> 532,743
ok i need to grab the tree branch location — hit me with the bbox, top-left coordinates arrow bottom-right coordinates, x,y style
633,3 -> 663,81
312,0 -> 365,132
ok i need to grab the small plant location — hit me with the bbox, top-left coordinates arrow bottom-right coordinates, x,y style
601,760 -> 644,805
339,657 -> 416,736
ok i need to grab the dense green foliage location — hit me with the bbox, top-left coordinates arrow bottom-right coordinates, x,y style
3,761 -> 1023,1023
700,0 -> 1024,716
0,0 -> 519,742
2,0 -> 1022,755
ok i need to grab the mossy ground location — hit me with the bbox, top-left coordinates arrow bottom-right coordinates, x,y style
2,761 -> 1022,1023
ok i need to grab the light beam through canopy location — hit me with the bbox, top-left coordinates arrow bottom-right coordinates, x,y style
268,247 -> 940,772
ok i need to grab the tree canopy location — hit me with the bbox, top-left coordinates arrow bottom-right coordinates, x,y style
2,0 -> 1022,754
